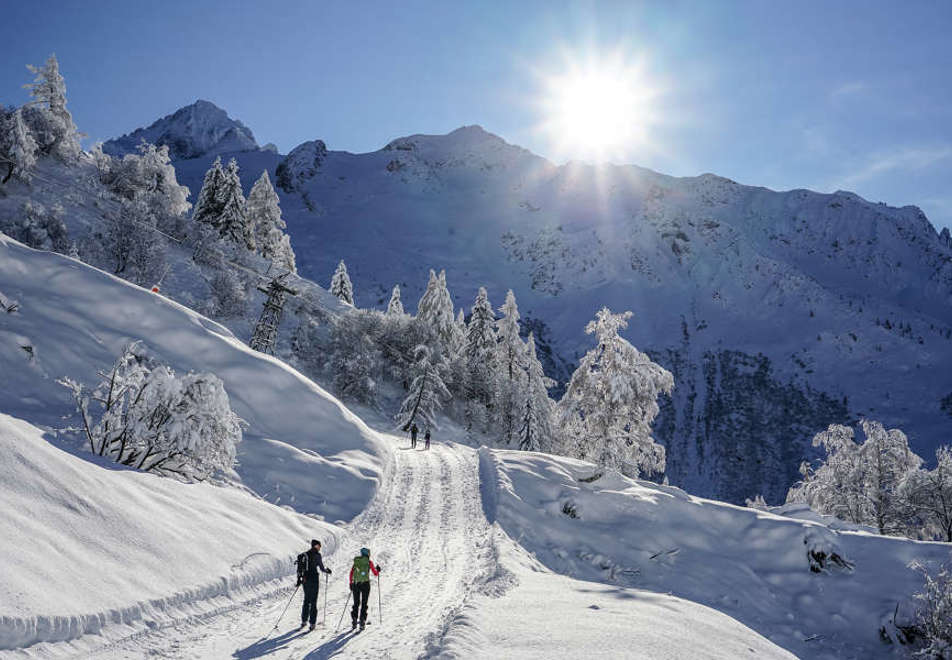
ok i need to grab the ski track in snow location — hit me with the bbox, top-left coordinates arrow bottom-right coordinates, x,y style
85,438 -> 491,659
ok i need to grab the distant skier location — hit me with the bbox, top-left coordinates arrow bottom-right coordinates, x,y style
349,547 -> 382,631
297,539 -> 332,631
410,423 -> 419,449
424,428 -> 431,450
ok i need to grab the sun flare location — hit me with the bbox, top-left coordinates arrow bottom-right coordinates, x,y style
535,50 -> 660,163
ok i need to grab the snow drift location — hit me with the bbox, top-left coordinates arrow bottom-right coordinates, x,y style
479,447 -> 952,659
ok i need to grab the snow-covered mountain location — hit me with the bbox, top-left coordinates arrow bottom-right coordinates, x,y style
102,100 -> 262,160
114,107 -> 952,506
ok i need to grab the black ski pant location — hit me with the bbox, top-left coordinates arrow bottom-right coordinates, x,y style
301,579 -> 320,625
351,581 -> 371,624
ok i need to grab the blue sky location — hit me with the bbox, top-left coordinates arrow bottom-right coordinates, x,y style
2,0 -> 951,230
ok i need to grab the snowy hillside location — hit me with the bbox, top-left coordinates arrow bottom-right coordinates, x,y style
140,112 -> 952,504
479,448 -> 952,659
103,100 -> 262,160
0,233 -> 388,519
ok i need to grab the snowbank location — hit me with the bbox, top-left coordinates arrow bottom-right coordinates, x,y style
0,413 -> 332,652
0,234 -> 389,521
479,448 -> 952,660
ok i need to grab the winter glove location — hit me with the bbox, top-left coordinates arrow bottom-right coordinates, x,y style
296,577 -> 303,586
325,568 -> 332,574
376,566 -> 383,573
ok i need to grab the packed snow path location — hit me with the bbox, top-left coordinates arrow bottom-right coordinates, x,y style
96,438 -> 493,659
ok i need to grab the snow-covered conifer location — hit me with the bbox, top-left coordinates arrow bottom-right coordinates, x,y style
395,344 -> 450,431
518,332 -> 556,452
386,284 -> 404,315
0,108 -> 38,183
415,269 -> 460,354
60,342 -> 242,480
494,289 -> 526,445
193,156 -> 225,227
246,170 -> 296,272
460,287 -> 496,431
559,308 -> 674,476
217,158 -> 254,249
24,54 -> 80,160
330,259 -> 355,305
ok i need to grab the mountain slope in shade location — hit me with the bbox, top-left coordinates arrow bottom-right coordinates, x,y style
103,99 -> 260,160
122,108 -> 952,505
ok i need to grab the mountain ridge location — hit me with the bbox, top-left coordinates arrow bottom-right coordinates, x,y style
112,102 -> 952,504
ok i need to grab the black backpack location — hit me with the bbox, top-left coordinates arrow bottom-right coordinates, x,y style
296,552 -> 308,581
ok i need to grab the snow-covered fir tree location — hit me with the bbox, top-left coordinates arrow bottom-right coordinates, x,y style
192,156 -> 225,228
386,284 -> 404,315
217,158 -> 254,249
330,259 -> 355,305
23,54 -> 80,160
494,289 -> 526,445
246,170 -> 296,272
518,332 -> 556,452
559,308 -> 674,477
415,269 -> 460,355
460,287 -> 496,431
59,342 -> 242,480
786,420 -> 923,535
395,344 -> 450,431
0,108 -> 38,183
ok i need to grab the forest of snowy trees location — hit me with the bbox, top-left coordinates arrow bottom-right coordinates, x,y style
786,420 -> 952,542
291,264 -> 674,479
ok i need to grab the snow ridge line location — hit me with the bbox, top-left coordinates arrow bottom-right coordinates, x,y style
476,446 -> 501,524
0,553 -> 301,652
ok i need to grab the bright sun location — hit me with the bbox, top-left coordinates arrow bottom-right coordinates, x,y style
536,50 -> 660,163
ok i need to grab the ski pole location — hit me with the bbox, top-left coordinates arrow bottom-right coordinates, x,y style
377,573 -> 382,625
323,571 -> 328,625
335,585 -> 352,631
272,584 -> 300,631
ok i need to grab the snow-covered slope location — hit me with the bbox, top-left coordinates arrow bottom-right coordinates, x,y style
0,233 -> 388,520
102,100 -> 260,160
146,116 -> 952,505
0,413 -> 332,653
478,448 -> 952,659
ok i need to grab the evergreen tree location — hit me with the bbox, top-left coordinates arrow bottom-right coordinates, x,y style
330,259 -> 355,305
395,345 -> 450,431
461,287 -> 496,430
386,284 -> 404,315
0,108 -> 38,183
494,290 -> 526,445
415,269 -> 460,354
193,156 -> 225,228
217,158 -> 254,249
559,308 -> 674,476
246,170 -> 296,272
519,332 -> 556,452
24,54 -> 80,160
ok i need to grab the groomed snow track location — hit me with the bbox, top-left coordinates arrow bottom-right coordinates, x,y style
87,438 -> 497,659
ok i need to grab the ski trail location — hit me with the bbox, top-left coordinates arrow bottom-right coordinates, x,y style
91,438 -> 493,659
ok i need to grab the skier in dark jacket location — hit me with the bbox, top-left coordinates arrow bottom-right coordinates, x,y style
349,547 -> 381,630
298,539 -> 331,630
410,423 -> 419,449
424,428 -> 431,450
